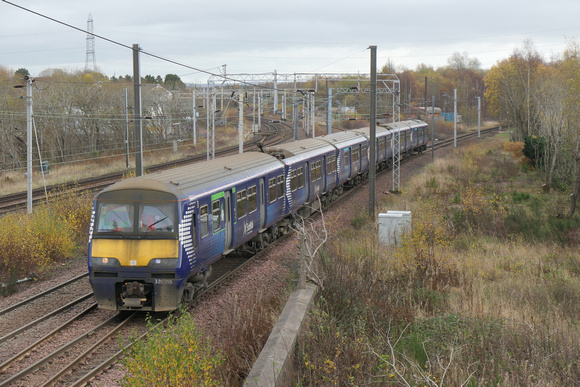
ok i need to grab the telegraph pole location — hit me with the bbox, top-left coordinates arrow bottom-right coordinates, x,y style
293,96 -> 299,141
327,87 -> 332,134
124,88 -> 130,168
192,88 -> 197,147
132,44 -> 143,176
238,91 -> 244,153
431,96 -> 435,162
477,96 -> 481,138
13,77 -> 33,213
369,45 -> 377,219
26,77 -> 33,214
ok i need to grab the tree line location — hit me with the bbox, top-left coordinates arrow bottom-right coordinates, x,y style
0,68 -> 193,173
484,39 -> 580,217
1,40 -> 579,217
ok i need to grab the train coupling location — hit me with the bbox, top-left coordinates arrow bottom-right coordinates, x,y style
121,281 -> 148,308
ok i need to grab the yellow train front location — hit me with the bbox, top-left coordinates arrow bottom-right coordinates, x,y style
88,180 -> 192,311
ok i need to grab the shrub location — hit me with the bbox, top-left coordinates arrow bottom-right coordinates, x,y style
0,188 -> 92,283
122,311 -> 223,386
0,209 -> 75,282
523,135 -> 545,167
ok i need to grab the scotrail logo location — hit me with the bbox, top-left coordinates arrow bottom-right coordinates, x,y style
243,220 -> 254,236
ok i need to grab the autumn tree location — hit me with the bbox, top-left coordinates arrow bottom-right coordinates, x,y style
561,40 -> 580,217
0,66 -> 24,171
532,65 -> 567,190
484,41 -> 544,141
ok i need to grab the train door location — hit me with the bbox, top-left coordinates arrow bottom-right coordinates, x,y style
344,147 -> 351,179
304,162 -> 310,201
224,191 -> 232,250
259,178 -> 266,229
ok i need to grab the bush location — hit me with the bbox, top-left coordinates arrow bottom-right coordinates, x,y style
523,135 -> 545,167
0,188 -> 92,283
122,311 -> 223,386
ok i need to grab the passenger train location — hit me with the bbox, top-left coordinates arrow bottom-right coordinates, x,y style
88,120 -> 428,311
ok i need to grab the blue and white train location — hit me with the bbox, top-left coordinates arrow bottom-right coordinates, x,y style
88,120 -> 428,311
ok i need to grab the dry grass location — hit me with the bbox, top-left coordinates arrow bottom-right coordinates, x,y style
0,126 -> 246,196
295,136 -> 580,386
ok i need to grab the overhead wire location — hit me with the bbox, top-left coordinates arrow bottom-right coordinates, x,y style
1,0 -> 296,93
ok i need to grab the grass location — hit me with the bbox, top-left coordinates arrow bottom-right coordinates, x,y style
294,136 -> 580,386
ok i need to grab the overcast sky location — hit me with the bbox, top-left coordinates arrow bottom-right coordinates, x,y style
1,0 -> 578,83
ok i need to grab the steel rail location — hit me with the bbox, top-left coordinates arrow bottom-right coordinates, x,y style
0,312 -> 134,386
0,272 -> 89,316
0,292 -> 94,345
0,303 -> 97,373
41,312 -> 137,387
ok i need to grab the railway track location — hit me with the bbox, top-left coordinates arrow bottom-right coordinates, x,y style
431,127 -> 497,151
0,247 -> 266,386
0,120 -> 292,215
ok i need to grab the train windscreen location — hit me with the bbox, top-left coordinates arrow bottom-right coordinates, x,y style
94,190 -> 178,238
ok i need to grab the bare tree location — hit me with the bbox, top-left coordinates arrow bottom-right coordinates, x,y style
369,322 -> 477,386
532,67 -> 567,190
291,197 -> 329,289
563,40 -> 580,217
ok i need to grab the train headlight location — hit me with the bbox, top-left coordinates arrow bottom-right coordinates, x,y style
147,258 -> 179,268
91,257 -> 121,267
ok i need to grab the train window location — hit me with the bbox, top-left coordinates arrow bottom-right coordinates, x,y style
94,190 -> 177,237
139,204 -> 175,232
248,185 -> 257,213
290,170 -> 297,191
310,163 -> 317,182
344,149 -> 350,167
362,144 -> 368,161
353,148 -> 359,164
316,160 -> 321,179
236,190 -> 247,219
297,167 -> 304,188
326,156 -> 336,175
96,203 -> 134,232
277,175 -> 284,199
212,200 -> 221,231
268,178 -> 276,203
200,205 -> 209,237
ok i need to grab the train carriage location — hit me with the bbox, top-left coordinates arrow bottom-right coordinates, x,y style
413,120 -> 429,152
385,121 -> 410,156
89,152 -> 285,311
318,131 -> 370,187
262,138 -> 336,217
354,126 -> 392,171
